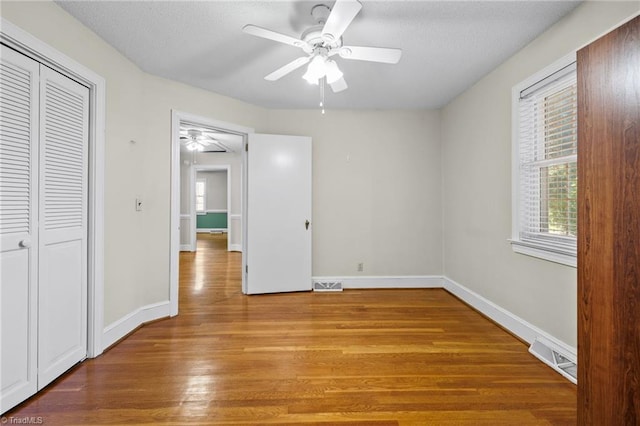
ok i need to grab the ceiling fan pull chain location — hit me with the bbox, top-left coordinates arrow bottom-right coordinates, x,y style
320,77 -> 326,115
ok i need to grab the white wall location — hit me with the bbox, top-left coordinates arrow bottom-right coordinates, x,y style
441,2 -> 640,349
180,153 -> 190,215
0,1 -> 268,326
265,109 -> 442,276
179,150 -> 191,247
197,170 -> 227,211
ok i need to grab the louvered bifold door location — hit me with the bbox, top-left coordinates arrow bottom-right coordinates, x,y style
0,45 -> 39,413
37,66 -> 88,389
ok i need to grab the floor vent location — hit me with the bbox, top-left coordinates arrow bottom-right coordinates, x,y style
313,281 -> 343,292
529,337 -> 577,384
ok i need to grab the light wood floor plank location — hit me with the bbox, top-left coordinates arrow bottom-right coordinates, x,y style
6,233 -> 576,424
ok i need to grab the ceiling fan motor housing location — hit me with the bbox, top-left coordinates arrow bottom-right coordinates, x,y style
302,25 -> 342,51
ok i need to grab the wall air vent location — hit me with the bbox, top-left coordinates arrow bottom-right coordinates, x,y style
313,281 -> 343,292
529,337 -> 577,384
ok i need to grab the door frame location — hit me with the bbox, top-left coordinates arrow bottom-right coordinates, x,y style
191,165 -> 231,251
1,19 -> 106,357
170,110 -> 252,316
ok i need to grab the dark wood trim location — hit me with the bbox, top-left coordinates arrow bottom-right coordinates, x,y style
577,15 -> 640,425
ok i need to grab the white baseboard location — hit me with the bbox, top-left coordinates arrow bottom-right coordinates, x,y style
196,228 -> 227,233
102,301 -> 171,351
229,244 -> 242,252
179,244 -> 192,251
442,277 -> 576,357
322,274 -> 576,358
312,275 -> 444,289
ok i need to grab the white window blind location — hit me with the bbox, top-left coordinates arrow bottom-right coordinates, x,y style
515,61 -> 577,262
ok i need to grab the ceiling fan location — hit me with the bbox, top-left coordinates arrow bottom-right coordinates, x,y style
180,129 -> 229,152
242,0 -> 402,93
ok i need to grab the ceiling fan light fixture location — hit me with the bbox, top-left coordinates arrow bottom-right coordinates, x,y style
303,55 -> 328,85
325,60 -> 343,84
186,141 -> 203,151
302,71 -> 320,85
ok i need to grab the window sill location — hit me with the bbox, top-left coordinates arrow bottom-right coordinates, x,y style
510,240 -> 576,268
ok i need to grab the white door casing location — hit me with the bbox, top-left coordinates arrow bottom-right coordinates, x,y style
170,110 -> 253,316
36,66 -> 88,389
246,134 -> 312,294
0,44 -> 40,413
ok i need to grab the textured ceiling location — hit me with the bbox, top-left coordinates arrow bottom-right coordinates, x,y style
56,0 -> 582,109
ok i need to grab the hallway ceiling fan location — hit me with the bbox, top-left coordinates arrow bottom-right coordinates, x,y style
180,129 -> 229,152
242,0 -> 402,94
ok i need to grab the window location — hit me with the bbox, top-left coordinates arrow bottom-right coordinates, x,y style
512,55 -> 577,267
195,179 -> 206,214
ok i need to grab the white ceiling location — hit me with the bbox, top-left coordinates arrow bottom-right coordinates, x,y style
56,0 -> 581,110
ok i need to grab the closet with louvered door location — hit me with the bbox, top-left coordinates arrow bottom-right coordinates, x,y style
0,44 -> 89,413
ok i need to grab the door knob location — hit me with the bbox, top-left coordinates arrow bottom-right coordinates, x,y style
19,239 -> 31,248
305,220 -> 310,230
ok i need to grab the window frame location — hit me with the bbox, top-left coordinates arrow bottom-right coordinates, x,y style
195,178 -> 207,215
511,53 -> 577,268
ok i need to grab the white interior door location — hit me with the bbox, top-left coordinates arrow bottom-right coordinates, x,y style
37,66 -> 88,389
0,45 -> 40,413
246,134 -> 312,294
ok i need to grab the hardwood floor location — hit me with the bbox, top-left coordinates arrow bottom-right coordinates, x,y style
6,233 -> 576,425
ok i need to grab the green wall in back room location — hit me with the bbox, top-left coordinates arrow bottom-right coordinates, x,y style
197,212 -> 227,229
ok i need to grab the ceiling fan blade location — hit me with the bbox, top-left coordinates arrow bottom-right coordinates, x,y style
243,24 -> 308,49
202,132 -> 241,142
265,56 -> 311,81
212,141 -> 232,152
200,136 -> 233,152
339,46 -> 402,64
322,0 -> 362,42
330,76 -> 348,93
201,133 -> 241,152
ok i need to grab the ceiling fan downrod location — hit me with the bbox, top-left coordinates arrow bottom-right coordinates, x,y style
311,4 -> 331,25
